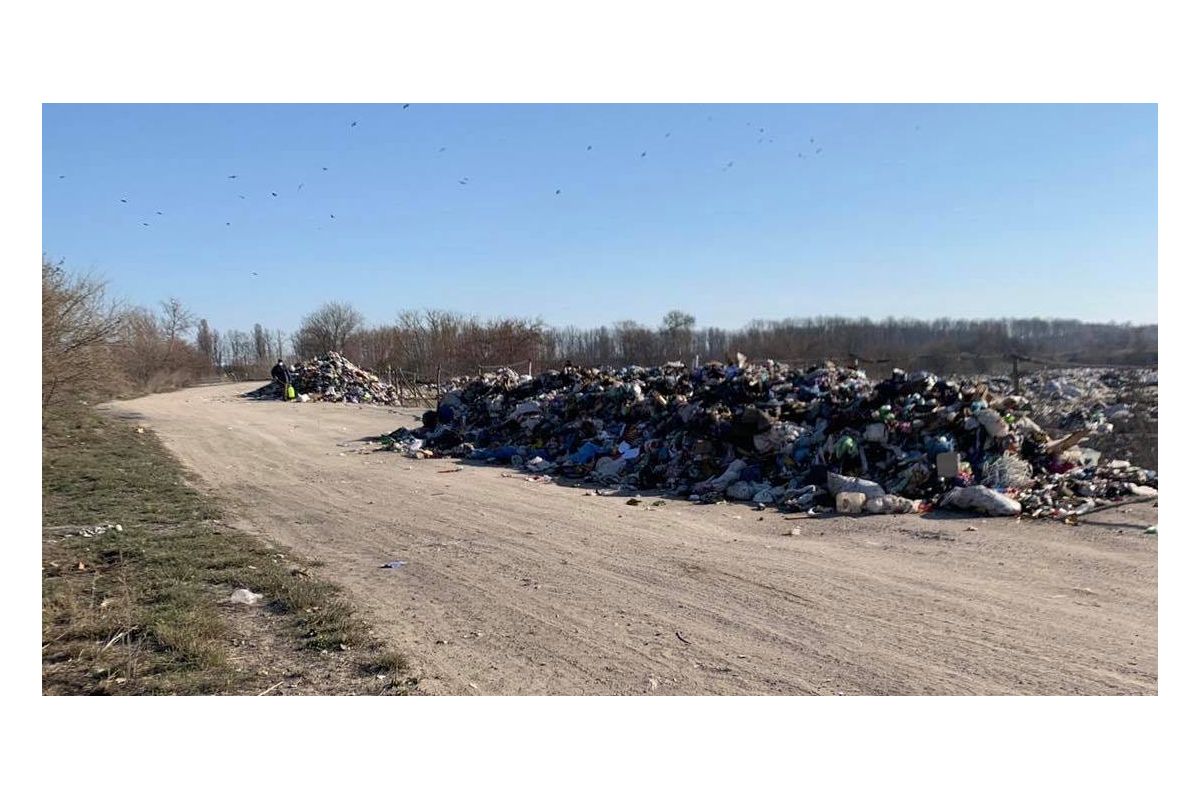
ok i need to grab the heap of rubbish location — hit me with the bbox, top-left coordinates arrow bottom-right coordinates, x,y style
246,352 -> 404,405
380,360 -> 1158,518
980,368 -> 1158,470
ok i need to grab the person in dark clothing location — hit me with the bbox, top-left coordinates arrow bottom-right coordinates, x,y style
270,360 -> 292,400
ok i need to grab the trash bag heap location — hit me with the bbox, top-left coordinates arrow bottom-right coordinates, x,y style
247,352 -> 405,405
382,360 -> 1158,518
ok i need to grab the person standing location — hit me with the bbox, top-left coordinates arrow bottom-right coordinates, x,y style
270,359 -> 292,400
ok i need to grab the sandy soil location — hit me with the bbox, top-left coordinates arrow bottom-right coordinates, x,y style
110,382 -> 1158,695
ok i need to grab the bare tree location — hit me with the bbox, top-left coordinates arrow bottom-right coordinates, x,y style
660,310 -> 696,360
662,310 -> 696,332
253,323 -> 269,365
41,258 -> 125,409
196,319 -> 216,366
293,301 -> 365,358
158,297 -> 197,366
210,329 -> 223,369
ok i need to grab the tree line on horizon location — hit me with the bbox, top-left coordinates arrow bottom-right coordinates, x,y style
42,259 -> 1158,410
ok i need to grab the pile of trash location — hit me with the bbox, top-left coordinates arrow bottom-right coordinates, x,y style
246,352 -> 404,405
381,360 -> 1158,518
982,368 -> 1158,470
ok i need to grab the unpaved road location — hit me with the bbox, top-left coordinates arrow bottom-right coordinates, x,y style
112,383 -> 1158,695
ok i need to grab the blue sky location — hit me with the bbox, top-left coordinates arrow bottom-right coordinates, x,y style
42,104 -> 1157,334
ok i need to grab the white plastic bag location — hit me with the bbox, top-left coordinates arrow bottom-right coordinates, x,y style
939,486 -> 1021,516
229,588 -> 263,605
827,472 -> 885,498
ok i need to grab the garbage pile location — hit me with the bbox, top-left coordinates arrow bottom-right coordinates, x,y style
246,352 -> 404,405
382,361 -> 1158,518
982,368 -> 1158,470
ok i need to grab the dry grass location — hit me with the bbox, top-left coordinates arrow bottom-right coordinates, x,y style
42,408 -> 408,695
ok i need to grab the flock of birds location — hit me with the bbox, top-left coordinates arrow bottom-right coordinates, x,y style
54,106 -> 829,247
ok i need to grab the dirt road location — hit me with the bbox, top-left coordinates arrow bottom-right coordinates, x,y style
111,383 -> 1158,695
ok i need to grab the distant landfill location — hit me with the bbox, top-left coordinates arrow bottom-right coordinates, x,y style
248,351 -> 1158,520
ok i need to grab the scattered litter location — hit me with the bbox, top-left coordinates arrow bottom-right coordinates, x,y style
500,472 -> 552,483
228,588 -> 263,605
380,560 -> 408,569
73,523 -> 122,538
675,631 -> 692,645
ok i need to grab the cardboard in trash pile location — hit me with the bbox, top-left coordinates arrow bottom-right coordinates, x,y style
936,451 -> 961,479
374,359 -> 1157,519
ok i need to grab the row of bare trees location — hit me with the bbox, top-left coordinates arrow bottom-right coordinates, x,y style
283,303 -> 1158,380
194,320 -> 290,379
44,252 -> 1158,413
541,314 -> 1158,375
42,258 -> 213,409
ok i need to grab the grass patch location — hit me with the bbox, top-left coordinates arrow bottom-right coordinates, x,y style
43,408 -> 403,695
365,650 -> 410,675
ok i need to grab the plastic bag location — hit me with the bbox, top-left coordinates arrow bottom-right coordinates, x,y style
229,588 -> 263,605
939,486 -> 1021,516
827,472 -> 885,498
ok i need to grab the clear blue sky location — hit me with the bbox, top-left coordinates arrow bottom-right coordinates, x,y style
42,104 -> 1157,334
